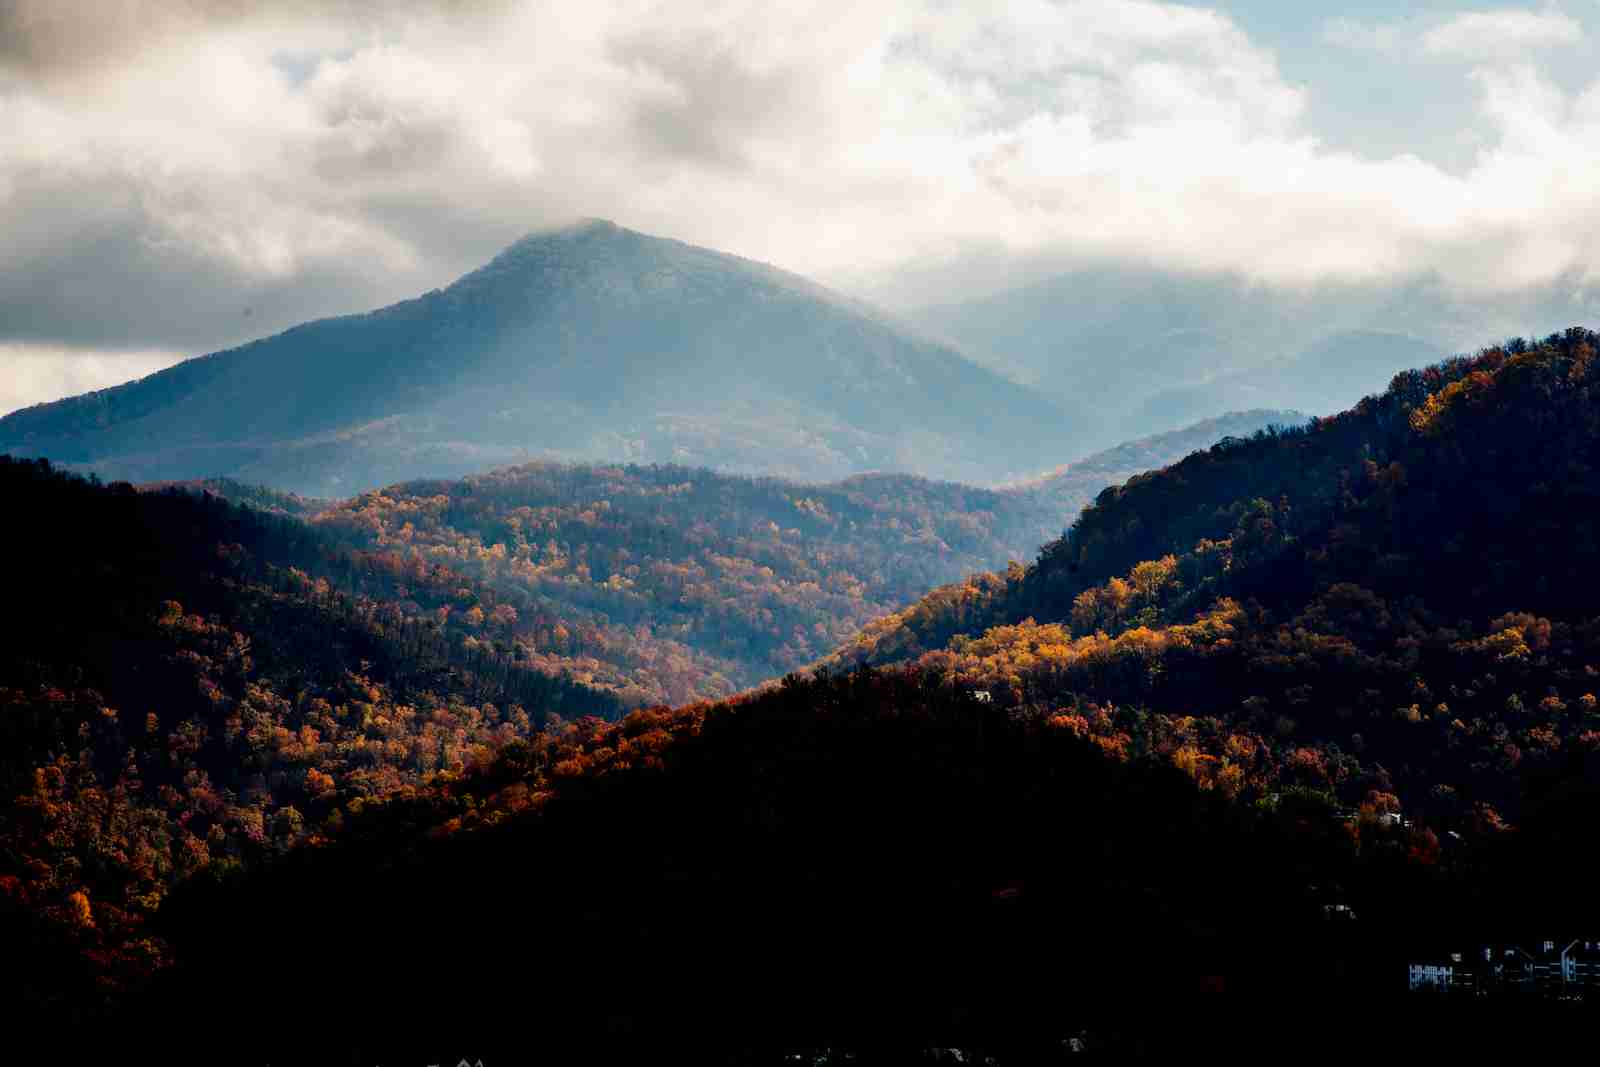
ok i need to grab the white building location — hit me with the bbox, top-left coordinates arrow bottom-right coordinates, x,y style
1409,954 -> 1461,991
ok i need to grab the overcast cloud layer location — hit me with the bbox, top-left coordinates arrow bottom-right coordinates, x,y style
3,0 -> 1599,413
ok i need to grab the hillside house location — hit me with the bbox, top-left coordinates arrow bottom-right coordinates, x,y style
1486,946 -> 1535,992
1564,941 -> 1600,993
1534,940 -> 1567,993
1407,941 -> 1597,996
1409,954 -> 1461,992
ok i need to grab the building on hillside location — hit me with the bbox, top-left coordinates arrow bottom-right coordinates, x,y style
1411,939 -> 1600,997
1534,940 -> 1568,994
1409,954 -> 1462,992
1564,941 -> 1600,994
1485,945 -> 1536,993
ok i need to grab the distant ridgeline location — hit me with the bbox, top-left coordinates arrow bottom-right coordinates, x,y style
0,219 -> 1083,494
285,408 -> 1294,706
123,330 -> 1600,1063
918,262 -> 1455,450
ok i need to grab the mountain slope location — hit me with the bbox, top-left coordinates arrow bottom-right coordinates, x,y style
918,263 -> 1525,445
1013,408 -> 1302,509
918,266 -> 1319,429
827,328 -> 1600,826
1139,330 -> 1445,426
0,220 -> 1076,494
28,333 -> 1600,1061
241,409 -> 1296,705
0,407 -> 1292,1030
130,331 -> 1600,1063
0,456 -> 618,1016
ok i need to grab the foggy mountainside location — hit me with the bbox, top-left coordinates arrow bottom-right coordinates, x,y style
1140,331 -> 1446,427
0,221 -> 1080,496
919,264 -> 1600,449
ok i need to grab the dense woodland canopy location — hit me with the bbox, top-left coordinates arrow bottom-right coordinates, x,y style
9,331 -> 1600,1060
293,408 -> 1289,705
0,407 -> 1286,1035
827,329 -> 1600,827
144,327 -> 1600,1061
0,458 -> 617,1016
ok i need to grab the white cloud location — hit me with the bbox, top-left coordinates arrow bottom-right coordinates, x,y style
1423,9 -> 1584,61
1325,9 -> 1585,62
1,0 -> 1600,404
0,345 -> 184,417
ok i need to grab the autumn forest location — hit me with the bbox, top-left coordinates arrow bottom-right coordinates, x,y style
2,327 -> 1599,1061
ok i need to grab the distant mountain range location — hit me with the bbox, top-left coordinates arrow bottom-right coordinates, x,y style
165,407 -> 1295,706
1138,330 -> 1446,427
9,221 -> 1597,503
0,220 -> 1082,495
914,264 -> 1600,448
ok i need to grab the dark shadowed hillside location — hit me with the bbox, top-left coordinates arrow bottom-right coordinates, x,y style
827,329 -> 1600,830
121,331 -> 1600,1064
0,221 -> 1078,495
0,408 -> 1290,1033
17,332 -> 1600,1062
0,457 -> 618,1020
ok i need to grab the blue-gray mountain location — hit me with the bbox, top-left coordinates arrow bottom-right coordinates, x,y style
913,263 -> 1600,448
0,220 -> 1079,496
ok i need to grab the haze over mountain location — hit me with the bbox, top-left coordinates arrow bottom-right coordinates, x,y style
1139,330 -> 1447,428
0,221 -> 1077,496
162,408 -> 1295,707
918,264 -> 1597,449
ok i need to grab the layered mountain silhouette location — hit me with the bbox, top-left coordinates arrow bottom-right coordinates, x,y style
913,263 -> 1595,447
1139,330 -> 1445,426
0,220 -> 1076,495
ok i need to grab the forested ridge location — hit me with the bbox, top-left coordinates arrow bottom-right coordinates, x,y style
297,408 -> 1290,706
84,329 -> 1600,1062
0,407 -> 1288,1033
823,329 -> 1600,826
0,457 -> 618,1016
13,331 -> 1600,1060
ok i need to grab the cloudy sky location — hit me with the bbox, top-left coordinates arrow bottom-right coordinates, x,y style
3,0 -> 1599,414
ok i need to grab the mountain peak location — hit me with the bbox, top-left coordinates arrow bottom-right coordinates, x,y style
485,217 -> 628,263
539,216 -> 623,240
0,223 -> 1075,495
